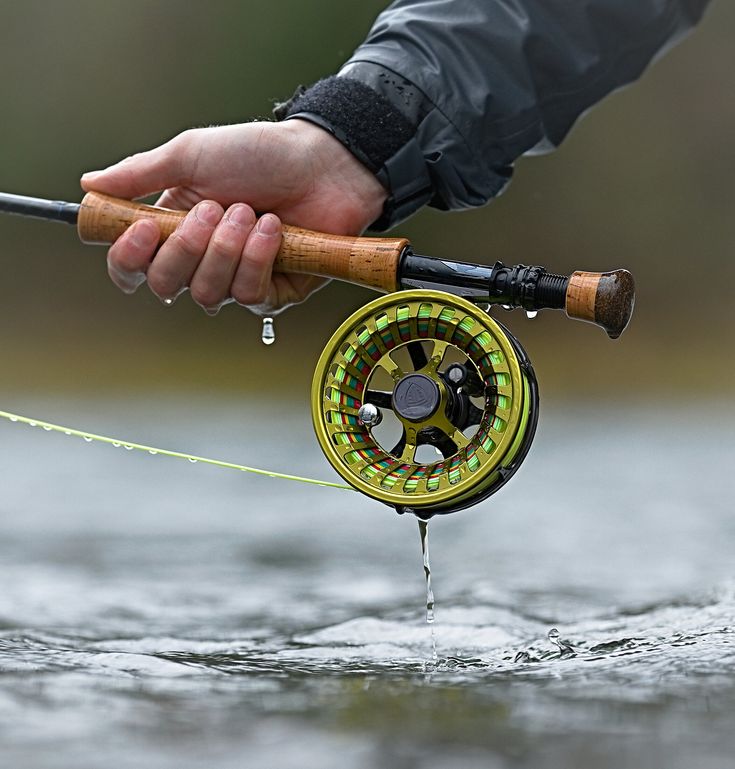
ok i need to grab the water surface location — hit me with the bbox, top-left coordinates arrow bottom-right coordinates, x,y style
0,396 -> 733,768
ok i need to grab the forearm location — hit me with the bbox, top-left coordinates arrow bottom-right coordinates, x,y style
278,0 -> 712,228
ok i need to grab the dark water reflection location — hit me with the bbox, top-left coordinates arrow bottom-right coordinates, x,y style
0,396 -> 733,768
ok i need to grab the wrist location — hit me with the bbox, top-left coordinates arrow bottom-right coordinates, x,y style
282,118 -> 388,230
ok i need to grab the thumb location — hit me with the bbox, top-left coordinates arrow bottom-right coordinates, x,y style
80,134 -> 188,200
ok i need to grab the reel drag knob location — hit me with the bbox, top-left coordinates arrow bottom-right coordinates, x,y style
311,290 -> 539,518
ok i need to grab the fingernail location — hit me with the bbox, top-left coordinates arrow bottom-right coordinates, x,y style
195,202 -> 221,226
256,214 -> 279,236
81,170 -> 101,181
228,205 -> 255,227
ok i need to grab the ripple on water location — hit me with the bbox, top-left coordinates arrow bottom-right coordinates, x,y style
2,594 -> 735,683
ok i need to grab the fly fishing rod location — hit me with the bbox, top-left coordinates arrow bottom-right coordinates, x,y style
0,189 -> 635,518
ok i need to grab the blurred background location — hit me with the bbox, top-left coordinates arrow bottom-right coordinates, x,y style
0,0 -> 732,401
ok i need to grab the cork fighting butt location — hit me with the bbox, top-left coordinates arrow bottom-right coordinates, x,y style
565,269 -> 635,339
77,191 -> 407,294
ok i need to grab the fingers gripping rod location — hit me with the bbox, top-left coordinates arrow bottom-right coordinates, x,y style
0,190 -> 635,338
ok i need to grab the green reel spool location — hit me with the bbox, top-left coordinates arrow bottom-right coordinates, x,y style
311,290 -> 539,518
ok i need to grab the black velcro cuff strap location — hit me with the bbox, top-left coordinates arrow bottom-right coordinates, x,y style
274,77 -> 433,229
274,76 -> 415,173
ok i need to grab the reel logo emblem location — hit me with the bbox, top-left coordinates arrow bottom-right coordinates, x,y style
392,374 -> 440,422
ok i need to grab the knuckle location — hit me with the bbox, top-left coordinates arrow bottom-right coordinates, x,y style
232,283 -> 268,307
170,128 -> 197,154
190,284 -> 221,308
108,251 -> 134,274
147,269 -> 179,298
174,128 -> 193,144
240,247 -> 274,271
108,248 -> 142,276
169,229 -> 204,259
210,231 -> 238,256
177,127 -> 201,143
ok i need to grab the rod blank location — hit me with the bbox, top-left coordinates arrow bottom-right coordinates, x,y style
0,192 -> 79,225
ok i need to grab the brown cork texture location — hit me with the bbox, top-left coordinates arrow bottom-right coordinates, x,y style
565,271 -> 601,326
77,192 -> 406,293
78,192 -> 185,245
275,227 -> 406,293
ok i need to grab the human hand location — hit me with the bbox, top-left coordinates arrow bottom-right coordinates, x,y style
80,120 -> 387,315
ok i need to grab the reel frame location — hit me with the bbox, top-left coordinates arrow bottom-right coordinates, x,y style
311,290 -> 539,518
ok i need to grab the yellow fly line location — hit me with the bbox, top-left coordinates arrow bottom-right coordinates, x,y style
0,409 -> 354,492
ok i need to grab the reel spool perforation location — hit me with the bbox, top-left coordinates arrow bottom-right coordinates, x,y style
312,290 -> 539,517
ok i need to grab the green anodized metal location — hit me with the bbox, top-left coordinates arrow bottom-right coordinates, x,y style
311,290 -> 537,516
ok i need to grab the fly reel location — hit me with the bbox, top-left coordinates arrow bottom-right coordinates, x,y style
312,290 -> 539,518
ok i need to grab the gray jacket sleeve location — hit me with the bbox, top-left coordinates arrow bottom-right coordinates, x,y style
276,0 -> 711,229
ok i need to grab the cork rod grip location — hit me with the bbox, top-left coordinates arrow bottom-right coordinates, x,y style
77,192 -> 406,293
565,269 -> 635,339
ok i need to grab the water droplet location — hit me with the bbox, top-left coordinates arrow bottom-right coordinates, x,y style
123,444 -> 133,451
64,430 -> 71,436
547,627 -> 576,656
261,316 -> 275,346
9,416 -> 18,422
148,450 -> 158,455
83,436 -> 93,443
188,458 -> 198,463
526,310 -> 538,319
112,442 -> 121,448
42,426 -> 52,431
29,421 -> 37,427
163,298 -> 174,306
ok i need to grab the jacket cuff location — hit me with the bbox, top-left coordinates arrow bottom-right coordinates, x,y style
273,73 -> 434,230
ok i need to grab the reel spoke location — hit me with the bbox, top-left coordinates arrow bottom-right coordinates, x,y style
426,339 -> 451,373
407,341 -> 429,371
364,389 -> 393,410
430,414 -> 471,452
420,429 -> 458,460
399,439 -> 418,464
378,355 -> 404,380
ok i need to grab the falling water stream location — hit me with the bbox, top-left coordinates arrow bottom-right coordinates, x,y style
418,518 -> 438,663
